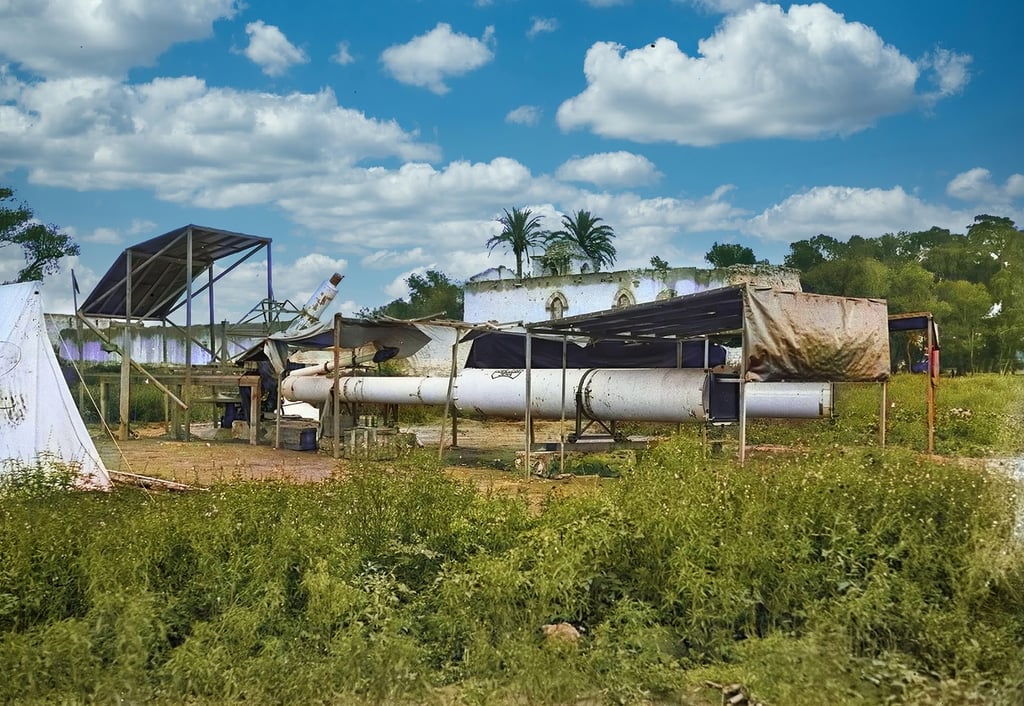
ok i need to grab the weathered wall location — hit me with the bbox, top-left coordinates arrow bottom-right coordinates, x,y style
464,265 -> 801,324
45,315 -> 269,366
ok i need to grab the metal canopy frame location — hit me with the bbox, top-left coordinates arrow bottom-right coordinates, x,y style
79,224 -> 272,321
525,285 -> 747,342
77,224 -> 273,441
887,312 -> 941,453
521,285 -> 894,466
521,286 -> 747,467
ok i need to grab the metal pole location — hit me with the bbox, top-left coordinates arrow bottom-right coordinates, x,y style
118,250 -> 132,441
73,272 -> 85,412
184,228 -> 193,441
880,381 -> 888,447
524,332 -> 532,478
560,336 -> 567,474
739,303 -> 748,465
333,314 -> 341,459
451,328 -> 461,447
926,318 -> 935,454
208,268 -> 216,365
274,371 -> 282,450
266,244 -> 274,310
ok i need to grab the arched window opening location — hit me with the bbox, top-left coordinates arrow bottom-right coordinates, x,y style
613,289 -> 635,309
546,291 -> 568,320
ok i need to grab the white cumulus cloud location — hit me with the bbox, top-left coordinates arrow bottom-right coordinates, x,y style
682,0 -> 760,13
947,167 -> 1024,202
0,74 -> 440,203
381,23 -> 495,94
0,0 -> 238,78
745,185 -> 970,241
528,17 -> 559,38
557,3 -> 968,146
556,151 -> 662,188
505,105 -> 542,126
332,41 -> 355,65
243,20 -> 309,76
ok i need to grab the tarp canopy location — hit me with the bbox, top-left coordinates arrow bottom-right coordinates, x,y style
0,282 -> 110,489
524,285 -> 890,383
744,289 -> 890,382
79,224 -> 270,320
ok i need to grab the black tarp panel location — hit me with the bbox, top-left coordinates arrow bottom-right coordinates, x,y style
464,331 -> 726,369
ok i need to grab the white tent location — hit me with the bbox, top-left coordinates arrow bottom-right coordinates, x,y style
0,281 -> 110,489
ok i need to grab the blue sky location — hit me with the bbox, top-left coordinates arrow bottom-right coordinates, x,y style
1,0 -> 1021,320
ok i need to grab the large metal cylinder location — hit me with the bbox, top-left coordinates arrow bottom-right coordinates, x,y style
577,368 -> 708,422
281,367 -> 833,423
746,381 -> 833,418
283,374 -> 450,405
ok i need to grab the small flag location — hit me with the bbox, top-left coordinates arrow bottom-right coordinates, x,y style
71,268 -> 80,295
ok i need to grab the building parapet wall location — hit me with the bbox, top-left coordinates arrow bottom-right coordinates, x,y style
464,265 -> 801,324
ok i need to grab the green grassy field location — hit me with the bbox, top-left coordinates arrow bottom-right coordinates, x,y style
1,374 -> 1022,704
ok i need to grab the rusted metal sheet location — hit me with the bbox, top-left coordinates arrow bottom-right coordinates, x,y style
744,289 -> 890,382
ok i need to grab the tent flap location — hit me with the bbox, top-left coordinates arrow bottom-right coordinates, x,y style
745,289 -> 890,382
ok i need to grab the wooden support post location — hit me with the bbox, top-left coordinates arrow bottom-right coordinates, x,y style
438,328 -> 461,461
100,381 -> 109,426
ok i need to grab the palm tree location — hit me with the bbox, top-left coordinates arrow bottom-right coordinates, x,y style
549,209 -> 617,272
487,207 -> 547,278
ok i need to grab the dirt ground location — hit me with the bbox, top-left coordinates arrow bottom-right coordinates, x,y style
93,418 -> 612,505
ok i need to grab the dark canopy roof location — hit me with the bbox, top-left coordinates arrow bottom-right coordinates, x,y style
525,285 -> 746,341
79,225 -> 270,320
525,286 -> 892,383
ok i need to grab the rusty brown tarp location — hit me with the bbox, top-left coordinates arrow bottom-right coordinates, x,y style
744,289 -> 890,382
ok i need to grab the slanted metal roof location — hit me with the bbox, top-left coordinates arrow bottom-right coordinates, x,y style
79,225 -> 270,320
525,285 -> 746,341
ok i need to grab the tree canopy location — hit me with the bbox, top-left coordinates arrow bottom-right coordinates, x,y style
549,209 -> 617,272
783,215 -> 1024,373
486,207 -> 547,279
360,270 -> 463,321
1,186 -> 79,283
704,242 -> 762,268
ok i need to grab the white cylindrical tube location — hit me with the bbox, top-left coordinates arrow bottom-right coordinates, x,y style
283,374 -> 449,405
455,368 -> 590,418
745,382 -> 833,418
578,368 -> 708,422
286,273 -> 343,333
281,368 -> 833,423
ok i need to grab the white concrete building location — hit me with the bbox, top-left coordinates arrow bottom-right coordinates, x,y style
464,264 -> 801,324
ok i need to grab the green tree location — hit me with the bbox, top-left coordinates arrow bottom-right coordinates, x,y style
361,270 -> 463,321
549,209 -> 617,272
975,216 -> 1024,372
1,186 -> 79,283
649,255 -> 670,271
486,207 -> 547,279
936,280 -> 994,373
537,240 -> 574,276
704,242 -> 759,268
885,261 -> 942,316
783,234 -> 844,272
802,257 -> 890,298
